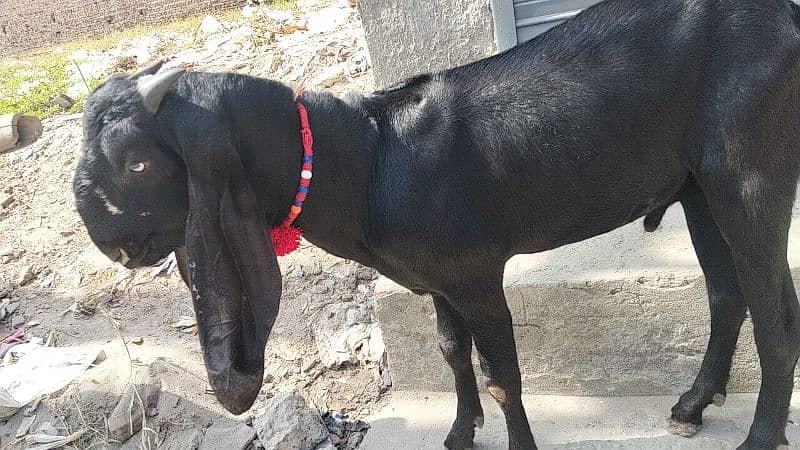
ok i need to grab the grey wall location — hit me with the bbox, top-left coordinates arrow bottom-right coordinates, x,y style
357,0 -> 497,87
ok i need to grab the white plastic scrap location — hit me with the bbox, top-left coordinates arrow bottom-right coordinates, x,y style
0,343 -> 102,408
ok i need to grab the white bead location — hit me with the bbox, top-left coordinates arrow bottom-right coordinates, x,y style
301,170 -> 313,179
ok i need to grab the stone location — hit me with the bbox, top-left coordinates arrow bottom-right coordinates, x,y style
344,431 -> 364,449
16,265 -> 35,286
107,367 -> 162,442
52,94 -> 75,109
158,429 -> 202,450
1,194 -> 14,208
314,440 -> 337,450
200,15 -> 223,35
0,277 -> 12,298
199,418 -> 255,450
254,391 -> 329,450
241,5 -> 255,18
305,6 -> 350,34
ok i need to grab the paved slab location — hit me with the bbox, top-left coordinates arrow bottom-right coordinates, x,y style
363,392 -> 800,449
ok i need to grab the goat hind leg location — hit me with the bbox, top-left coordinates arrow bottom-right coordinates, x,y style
669,182 -> 746,436
434,295 -> 485,450
696,170 -> 800,449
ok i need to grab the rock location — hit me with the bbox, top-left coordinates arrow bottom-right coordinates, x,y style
344,433 -> 364,449
133,47 -> 152,66
200,15 -> 224,35
0,277 -> 12,298
241,5 -> 256,18
254,391 -> 329,450
107,367 -> 162,442
302,358 -> 318,372
158,429 -> 202,450
131,336 -> 144,345
344,432 -> 365,449
199,418 -> 255,450
315,440 -> 337,450
322,411 -> 344,436
311,283 -> 329,294
17,265 -> 35,286
52,94 -> 75,110
15,414 -> 36,438
1,194 -> 14,208
35,421 -> 59,436
305,7 -> 350,34
1,114 -> 43,154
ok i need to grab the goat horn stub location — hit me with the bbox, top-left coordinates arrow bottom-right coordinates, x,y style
136,67 -> 185,114
128,59 -> 165,80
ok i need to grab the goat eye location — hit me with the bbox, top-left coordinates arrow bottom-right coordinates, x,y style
129,162 -> 146,172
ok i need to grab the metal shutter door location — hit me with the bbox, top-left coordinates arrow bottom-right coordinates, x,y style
514,0 -> 604,44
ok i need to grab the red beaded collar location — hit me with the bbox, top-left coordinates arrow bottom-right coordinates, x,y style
269,94 -> 313,256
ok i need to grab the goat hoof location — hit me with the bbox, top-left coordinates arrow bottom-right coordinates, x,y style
712,393 -> 726,407
668,418 -> 701,437
736,439 -> 789,450
444,426 -> 476,449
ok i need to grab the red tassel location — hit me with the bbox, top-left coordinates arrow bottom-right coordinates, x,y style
270,226 -> 303,256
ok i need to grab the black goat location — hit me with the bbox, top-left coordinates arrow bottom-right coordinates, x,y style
73,0 -> 800,448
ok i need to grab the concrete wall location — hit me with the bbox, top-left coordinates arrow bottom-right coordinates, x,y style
376,200 -> 800,396
357,0 -> 497,87
0,0 -> 242,55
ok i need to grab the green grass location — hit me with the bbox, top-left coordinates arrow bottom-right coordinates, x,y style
0,53 -> 102,119
0,2 -> 300,119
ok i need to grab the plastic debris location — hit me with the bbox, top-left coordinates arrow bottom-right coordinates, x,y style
0,343 -> 103,409
171,316 -> 198,335
150,251 -> 178,277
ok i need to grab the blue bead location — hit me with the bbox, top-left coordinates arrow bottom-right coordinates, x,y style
293,199 -> 304,207
298,185 -> 309,194
303,156 -> 314,163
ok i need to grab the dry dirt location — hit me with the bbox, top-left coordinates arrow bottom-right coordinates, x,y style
0,2 -> 388,448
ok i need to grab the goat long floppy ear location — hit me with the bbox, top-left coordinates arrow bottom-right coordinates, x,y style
183,140 -> 281,414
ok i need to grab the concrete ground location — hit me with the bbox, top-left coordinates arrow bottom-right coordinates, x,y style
363,392 -> 800,449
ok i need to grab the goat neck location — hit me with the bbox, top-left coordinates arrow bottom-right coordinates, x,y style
288,90 -> 377,262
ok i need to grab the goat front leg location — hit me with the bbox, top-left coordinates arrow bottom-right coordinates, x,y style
434,295 -> 485,449
446,283 -> 536,450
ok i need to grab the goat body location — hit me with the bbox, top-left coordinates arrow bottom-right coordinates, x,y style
74,0 -> 800,448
